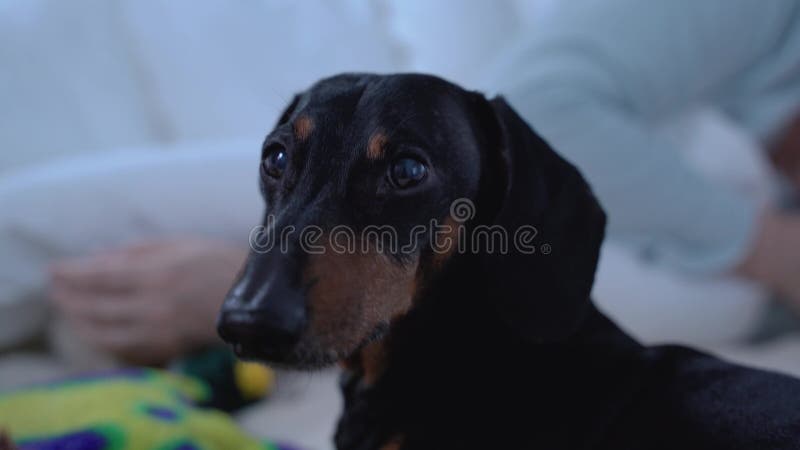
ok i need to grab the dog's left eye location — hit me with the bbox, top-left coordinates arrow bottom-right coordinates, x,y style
262,147 -> 288,178
390,157 -> 428,188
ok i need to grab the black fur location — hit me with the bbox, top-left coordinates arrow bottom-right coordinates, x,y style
218,73 -> 800,449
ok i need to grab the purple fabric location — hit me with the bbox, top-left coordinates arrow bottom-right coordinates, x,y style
144,405 -> 179,421
18,430 -> 107,450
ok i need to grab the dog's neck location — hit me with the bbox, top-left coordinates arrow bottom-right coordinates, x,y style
335,256 -> 647,449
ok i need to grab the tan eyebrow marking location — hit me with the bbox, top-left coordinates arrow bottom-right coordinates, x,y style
293,115 -> 314,141
367,131 -> 388,160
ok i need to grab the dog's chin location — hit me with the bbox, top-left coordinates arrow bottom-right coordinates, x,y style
231,325 -> 392,370
231,340 -> 350,371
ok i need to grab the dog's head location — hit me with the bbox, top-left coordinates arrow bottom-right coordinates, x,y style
217,73 -> 605,368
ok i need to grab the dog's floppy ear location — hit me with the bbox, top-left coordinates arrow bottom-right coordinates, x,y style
478,96 -> 606,342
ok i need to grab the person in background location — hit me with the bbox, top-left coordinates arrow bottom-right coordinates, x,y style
493,0 -> 800,308
45,0 -> 800,364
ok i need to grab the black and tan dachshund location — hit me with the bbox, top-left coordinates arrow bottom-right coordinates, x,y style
217,73 -> 800,449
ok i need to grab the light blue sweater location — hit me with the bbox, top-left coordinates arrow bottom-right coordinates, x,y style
495,0 -> 800,273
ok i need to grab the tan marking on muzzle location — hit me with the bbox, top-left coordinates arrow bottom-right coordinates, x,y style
304,242 -> 418,357
380,436 -> 405,450
430,217 -> 462,269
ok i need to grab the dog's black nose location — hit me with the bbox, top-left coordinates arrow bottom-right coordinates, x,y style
217,306 -> 305,357
217,252 -> 308,359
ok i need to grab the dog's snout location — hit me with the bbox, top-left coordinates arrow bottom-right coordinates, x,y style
217,252 -> 308,360
217,306 -> 305,350
218,295 -> 307,359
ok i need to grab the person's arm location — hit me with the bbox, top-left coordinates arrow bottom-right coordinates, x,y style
494,0 -> 800,272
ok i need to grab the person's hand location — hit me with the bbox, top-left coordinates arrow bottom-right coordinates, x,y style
49,239 -> 247,365
737,209 -> 800,311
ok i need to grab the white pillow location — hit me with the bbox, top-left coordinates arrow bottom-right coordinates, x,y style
0,0 -> 158,173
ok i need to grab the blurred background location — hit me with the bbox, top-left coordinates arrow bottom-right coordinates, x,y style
1,1 -> 800,449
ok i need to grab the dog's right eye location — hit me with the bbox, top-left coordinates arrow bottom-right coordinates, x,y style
262,146 -> 288,178
390,157 -> 428,188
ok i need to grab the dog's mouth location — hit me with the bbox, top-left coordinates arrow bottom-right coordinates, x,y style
229,340 -> 289,364
230,339 -> 338,369
228,322 -> 391,370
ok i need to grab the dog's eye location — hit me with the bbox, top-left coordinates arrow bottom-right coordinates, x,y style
262,147 -> 288,178
390,157 -> 428,188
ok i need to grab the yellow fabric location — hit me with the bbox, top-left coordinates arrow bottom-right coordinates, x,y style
0,369 -> 276,450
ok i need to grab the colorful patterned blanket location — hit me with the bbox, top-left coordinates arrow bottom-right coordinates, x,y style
0,368 -> 298,450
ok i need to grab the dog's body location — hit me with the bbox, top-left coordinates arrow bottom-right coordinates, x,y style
217,73 -> 800,449
337,301 -> 800,450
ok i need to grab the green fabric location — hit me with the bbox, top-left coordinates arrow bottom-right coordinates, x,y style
0,368 -> 289,450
